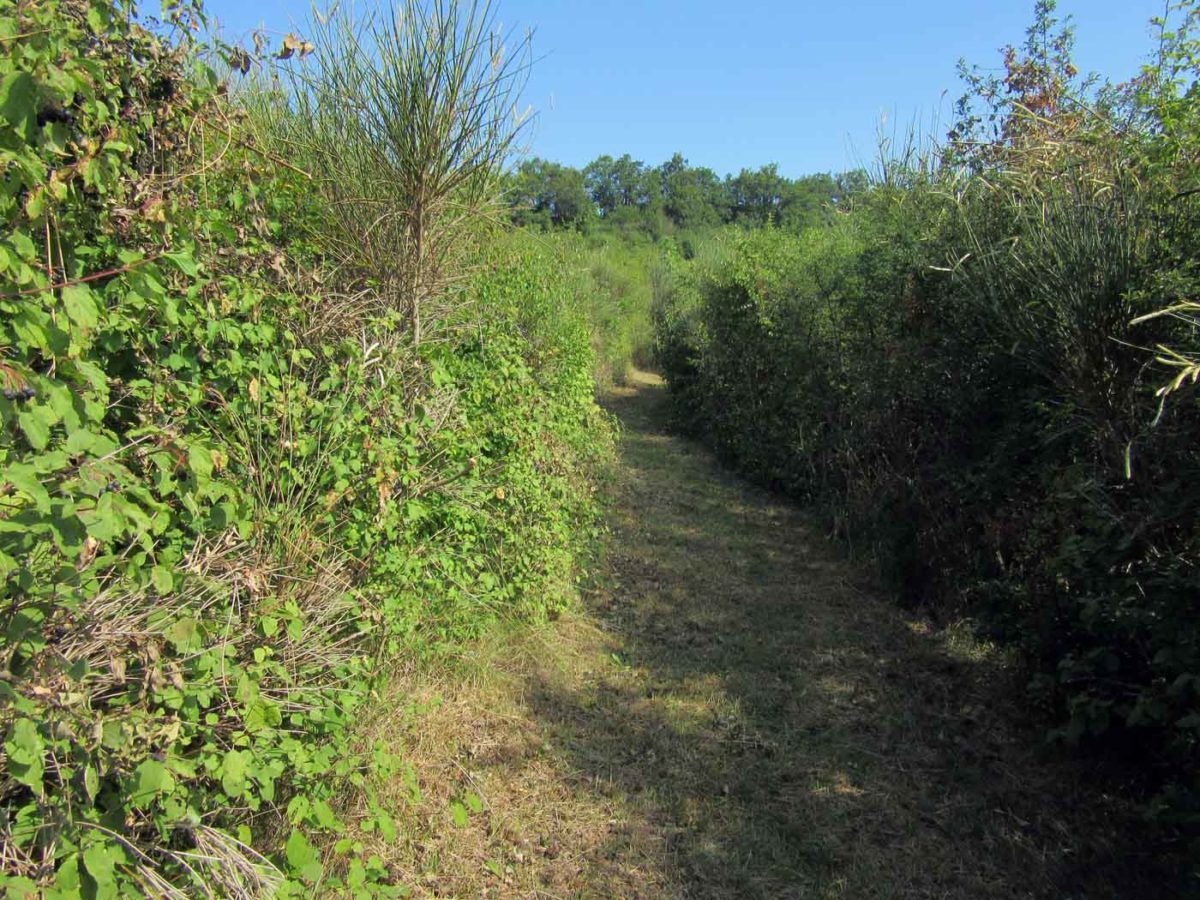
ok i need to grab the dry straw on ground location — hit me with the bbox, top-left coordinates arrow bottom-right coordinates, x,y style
343,372 -> 1175,899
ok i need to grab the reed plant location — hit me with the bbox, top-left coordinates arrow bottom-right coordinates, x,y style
260,0 -> 532,345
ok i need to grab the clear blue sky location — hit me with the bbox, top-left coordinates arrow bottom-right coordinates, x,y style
201,0 -> 1167,178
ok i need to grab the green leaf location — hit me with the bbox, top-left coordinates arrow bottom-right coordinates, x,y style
86,3 -> 112,30
376,812 -> 398,842
101,721 -> 126,751
73,359 -> 108,394
17,406 -> 54,450
449,800 -> 469,828
166,617 -> 199,653
51,853 -> 83,896
347,859 -> 367,890
6,719 -> 45,794
285,829 -> 323,883
188,444 -> 214,479
82,492 -> 121,541
62,283 -> 101,329
11,231 -> 35,259
82,842 -> 117,893
5,464 -> 51,513
245,698 -> 282,732
131,759 -> 174,805
66,429 -> 99,455
83,765 -> 100,802
312,798 -> 340,830
221,749 -> 249,797
1,876 -> 40,898
0,72 -> 36,141
151,566 -> 174,594
163,250 -> 199,278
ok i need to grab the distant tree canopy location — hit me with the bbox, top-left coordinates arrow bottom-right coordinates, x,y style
508,159 -> 593,230
505,152 -> 866,236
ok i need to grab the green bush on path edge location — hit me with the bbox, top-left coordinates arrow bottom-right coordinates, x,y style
0,1 -> 612,894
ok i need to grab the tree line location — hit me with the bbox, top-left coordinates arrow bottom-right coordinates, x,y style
506,152 -> 868,236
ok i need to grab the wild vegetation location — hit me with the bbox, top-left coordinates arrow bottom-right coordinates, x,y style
0,0 -> 611,893
503,156 -> 867,389
3,0 -> 1199,895
654,0 -> 1200,844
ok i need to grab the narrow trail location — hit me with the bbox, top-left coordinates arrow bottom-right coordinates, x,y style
371,370 -> 1163,899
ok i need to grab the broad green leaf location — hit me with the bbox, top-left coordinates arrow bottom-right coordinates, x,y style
10,231 -> 35,259
221,749 -> 249,797
66,429 -> 99,454
62,283 -> 100,329
131,759 -> 174,805
2,875 -> 40,897
17,406 -> 54,450
101,721 -> 126,751
6,719 -> 44,794
82,842 -> 117,893
166,617 -> 199,652
151,566 -> 174,594
188,444 -> 214,479
83,765 -> 100,802
5,464 -> 51,512
51,853 -> 83,896
164,250 -> 199,277
82,492 -> 121,541
0,72 -> 36,141
376,812 -> 398,842
286,829 -> 323,882
73,359 -> 108,393
311,798 -> 339,830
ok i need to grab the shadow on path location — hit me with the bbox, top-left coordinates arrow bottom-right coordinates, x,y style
516,371 -> 1178,899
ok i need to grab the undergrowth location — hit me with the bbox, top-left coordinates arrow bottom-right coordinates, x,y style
0,0 -> 611,894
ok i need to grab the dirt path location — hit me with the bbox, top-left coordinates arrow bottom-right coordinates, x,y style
364,370 -> 1167,899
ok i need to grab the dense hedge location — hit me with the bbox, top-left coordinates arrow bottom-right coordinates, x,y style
0,1 -> 610,894
655,7 -> 1200,825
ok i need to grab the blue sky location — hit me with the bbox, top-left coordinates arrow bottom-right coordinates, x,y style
202,0 -> 1167,178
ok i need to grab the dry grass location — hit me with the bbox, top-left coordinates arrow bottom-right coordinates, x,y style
353,370 -> 1185,899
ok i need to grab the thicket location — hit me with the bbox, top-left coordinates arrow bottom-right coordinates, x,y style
0,0 -> 610,894
526,227 -> 681,389
655,0 -> 1200,829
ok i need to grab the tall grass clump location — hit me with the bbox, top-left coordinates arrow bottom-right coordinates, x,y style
0,0 -> 610,895
259,0 -> 532,344
655,0 -> 1200,832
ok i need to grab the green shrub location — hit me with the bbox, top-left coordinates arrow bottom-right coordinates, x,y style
0,1 -> 611,894
655,1 -> 1200,827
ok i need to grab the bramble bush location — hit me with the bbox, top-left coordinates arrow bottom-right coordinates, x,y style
0,0 -> 610,894
655,0 -> 1200,830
